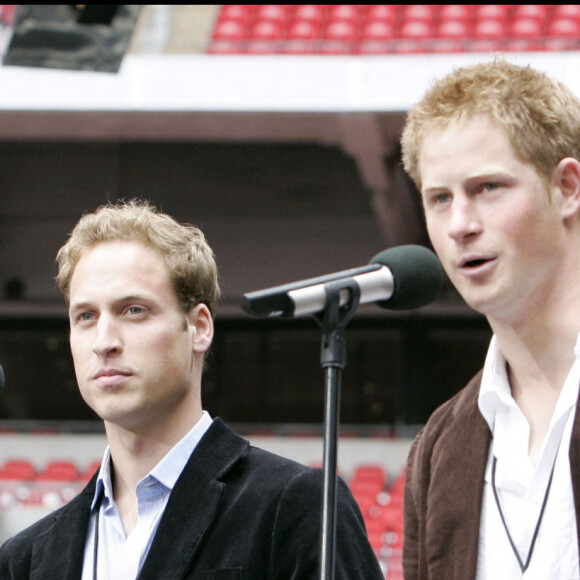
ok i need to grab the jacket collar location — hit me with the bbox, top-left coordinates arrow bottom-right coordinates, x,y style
137,418 -> 248,580
29,418 -> 248,580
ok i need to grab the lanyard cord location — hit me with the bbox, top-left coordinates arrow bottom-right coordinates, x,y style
93,491 -> 104,580
491,446 -> 559,573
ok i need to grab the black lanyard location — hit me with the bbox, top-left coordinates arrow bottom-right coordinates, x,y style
491,447 -> 559,573
93,491 -> 104,580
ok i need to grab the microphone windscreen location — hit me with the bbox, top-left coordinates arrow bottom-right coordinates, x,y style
370,245 -> 445,310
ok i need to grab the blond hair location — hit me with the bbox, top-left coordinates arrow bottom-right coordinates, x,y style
56,199 -> 220,316
401,58 -> 580,190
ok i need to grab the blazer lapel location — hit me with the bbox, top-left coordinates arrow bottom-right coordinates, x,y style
30,480 -> 95,580
138,419 -> 249,580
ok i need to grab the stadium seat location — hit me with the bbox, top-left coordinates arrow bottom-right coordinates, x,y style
286,19 -> 320,40
37,460 -> 80,481
250,19 -> 284,41
439,4 -> 473,23
401,4 -> 438,23
473,4 -> 510,22
293,5 -> 327,23
212,19 -> 246,41
254,4 -> 292,23
552,4 -> 580,20
366,4 -> 399,23
512,4 -> 550,22
327,5 -> 363,23
324,19 -> 358,41
548,18 -> 580,37
0,459 -> 36,481
361,19 -> 396,41
351,464 -> 387,487
398,20 -> 432,41
220,4 -> 254,22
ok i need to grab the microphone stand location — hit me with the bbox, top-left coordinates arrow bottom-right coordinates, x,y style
316,278 -> 360,580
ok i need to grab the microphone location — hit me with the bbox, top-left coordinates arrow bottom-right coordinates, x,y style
240,244 -> 445,318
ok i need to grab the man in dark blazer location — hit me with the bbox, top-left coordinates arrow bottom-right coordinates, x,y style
0,200 -> 383,579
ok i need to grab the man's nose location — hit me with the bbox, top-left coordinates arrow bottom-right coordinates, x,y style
447,197 -> 482,242
92,316 -> 122,356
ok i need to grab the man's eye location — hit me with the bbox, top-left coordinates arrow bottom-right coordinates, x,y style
77,312 -> 94,322
126,306 -> 146,316
427,193 -> 450,206
482,182 -> 499,192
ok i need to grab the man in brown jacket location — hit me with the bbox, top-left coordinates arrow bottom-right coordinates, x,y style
400,59 -> 580,579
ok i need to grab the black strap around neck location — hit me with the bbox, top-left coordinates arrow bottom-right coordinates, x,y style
491,450 -> 558,573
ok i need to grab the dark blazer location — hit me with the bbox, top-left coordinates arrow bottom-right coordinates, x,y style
403,371 -> 580,580
0,418 -> 383,579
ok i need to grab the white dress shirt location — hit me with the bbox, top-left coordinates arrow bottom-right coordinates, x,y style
81,411 -> 213,580
476,335 -> 580,579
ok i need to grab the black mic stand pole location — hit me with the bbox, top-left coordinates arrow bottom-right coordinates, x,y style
316,278 -> 360,580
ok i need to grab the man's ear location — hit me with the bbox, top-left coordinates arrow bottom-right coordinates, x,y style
553,157 -> 580,219
188,303 -> 214,354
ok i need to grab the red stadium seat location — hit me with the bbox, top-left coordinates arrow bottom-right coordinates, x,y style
327,4 -> 364,23
548,18 -> 580,38
552,4 -> 580,21
286,19 -> 320,40
436,19 -> 470,39
361,19 -> 395,41
510,17 -> 544,39
293,5 -> 327,23
220,4 -> 254,22
439,4 -> 473,23
254,5 -> 292,23
212,19 -> 247,41
473,4 -> 510,22
250,19 -> 284,41
472,18 -> 506,39
351,465 -> 387,488
0,459 -> 36,480
366,4 -> 399,24
512,4 -> 550,23
37,460 -> 80,482
401,4 -> 438,23
398,19 -> 432,40
324,19 -> 357,41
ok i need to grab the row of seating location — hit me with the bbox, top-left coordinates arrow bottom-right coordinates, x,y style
0,458 -> 100,483
208,4 -> 580,54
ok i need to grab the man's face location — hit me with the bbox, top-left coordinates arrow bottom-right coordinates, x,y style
68,240 -> 211,433
418,114 -> 567,326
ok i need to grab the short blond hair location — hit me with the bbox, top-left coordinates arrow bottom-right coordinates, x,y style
401,58 -> 580,190
56,199 -> 220,316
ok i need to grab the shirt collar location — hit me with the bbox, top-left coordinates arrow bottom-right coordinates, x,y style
478,333 -> 580,434
478,335 -> 512,433
91,410 -> 213,510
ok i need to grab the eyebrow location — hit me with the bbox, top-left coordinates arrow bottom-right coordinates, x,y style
69,294 -> 155,312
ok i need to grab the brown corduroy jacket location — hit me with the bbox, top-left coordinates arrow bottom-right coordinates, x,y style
403,370 -> 580,579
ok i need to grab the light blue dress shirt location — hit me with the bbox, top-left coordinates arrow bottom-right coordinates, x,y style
81,411 -> 213,580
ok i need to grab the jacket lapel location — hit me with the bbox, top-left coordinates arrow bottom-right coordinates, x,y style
30,480 -> 96,580
138,419 -> 249,580
427,374 -> 491,579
